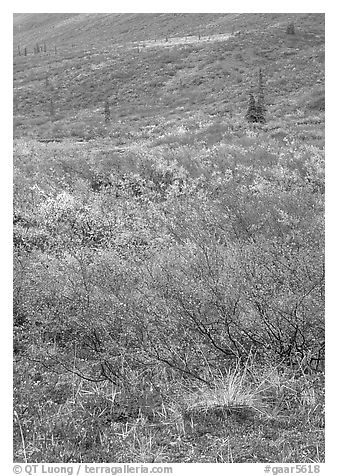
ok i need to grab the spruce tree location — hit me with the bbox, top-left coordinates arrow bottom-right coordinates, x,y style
286,22 -> 295,35
104,99 -> 111,123
49,98 -> 55,120
255,69 -> 266,123
245,92 -> 257,123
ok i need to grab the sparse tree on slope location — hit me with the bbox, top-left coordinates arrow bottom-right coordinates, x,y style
104,99 -> 111,123
255,69 -> 267,123
49,98 -> 55,120
286,22 -> 296,35
245,92 -> 257,123
246,70 -> 267,124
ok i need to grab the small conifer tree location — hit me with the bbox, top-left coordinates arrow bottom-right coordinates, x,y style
255,69 -> 267,123
18,45 -> 21,56
245,93 -> 257,123
286,22 -> 295,35
43,42 -> 47,53
49,98 -> 55,120
104,99 -> 111,123
24,47 -> 27,56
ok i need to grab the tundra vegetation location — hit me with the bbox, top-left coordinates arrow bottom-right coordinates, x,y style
13,13 -> 325,463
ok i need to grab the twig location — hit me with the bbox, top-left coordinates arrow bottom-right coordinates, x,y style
14,410 -> 27,463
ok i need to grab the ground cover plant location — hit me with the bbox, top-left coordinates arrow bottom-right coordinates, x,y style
13,13 -> 324,463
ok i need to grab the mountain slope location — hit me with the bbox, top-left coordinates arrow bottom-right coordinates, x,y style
13,13 -> 324,144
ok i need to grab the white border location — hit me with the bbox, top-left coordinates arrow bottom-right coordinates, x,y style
4,4 -> 335,474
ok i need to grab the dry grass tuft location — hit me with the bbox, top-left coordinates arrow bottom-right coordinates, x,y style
180,362 -> 265,420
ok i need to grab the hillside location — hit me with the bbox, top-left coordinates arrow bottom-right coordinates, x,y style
14,13 -> 324,142
14,13 -> 302,48
13,14 -> 325,464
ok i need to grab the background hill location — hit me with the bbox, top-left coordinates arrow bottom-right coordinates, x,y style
14,13 -> 300,47
13,13 -> 324,142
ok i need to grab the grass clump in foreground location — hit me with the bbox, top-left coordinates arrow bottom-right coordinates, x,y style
14,357 -> 324,463
181,364 -> 263,422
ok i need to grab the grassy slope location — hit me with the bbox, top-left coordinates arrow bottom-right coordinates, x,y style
13,13 -> 325,463
14,13 -> 324,141
13,13 -> 240,48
